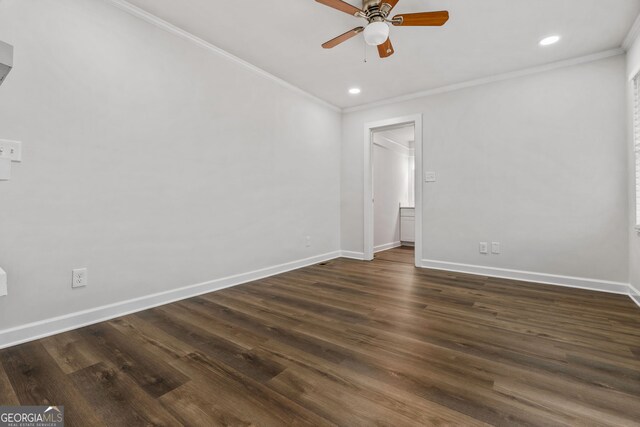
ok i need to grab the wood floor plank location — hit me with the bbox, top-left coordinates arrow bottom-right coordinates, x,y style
267,366 -> 426,427
1,342 -> 104,426
256,340 -> 492,426
374,246 -> 415,264
180,297 -> 352,365
167,351 -> 334,426
0,357 -> 19,405
492,378 -> 639,426
135,306 -> 286,383
70,362 -> 184,426
0,247 -> 638,426
107,315 -> 197,361
40,331 -> 102,374
78,323 -> 189,399
159,381 -> 252,427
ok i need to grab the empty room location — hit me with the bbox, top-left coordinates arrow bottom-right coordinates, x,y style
1,0 -> 640,425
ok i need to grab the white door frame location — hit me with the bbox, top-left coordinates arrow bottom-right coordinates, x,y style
364,114 -> 423,267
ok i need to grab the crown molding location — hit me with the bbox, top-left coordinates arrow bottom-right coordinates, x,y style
623,12 -> 640,51
100,0 -> 630,116
102,0 -> 341,113
343,48 -> 625,114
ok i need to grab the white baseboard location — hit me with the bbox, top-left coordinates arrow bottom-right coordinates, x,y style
0,251 -> 341,350
374,241 -> 402,253
420,259 -> 630,295
630,283 -> 640,309
340,250 -> 366,260
3,250 -> 635,350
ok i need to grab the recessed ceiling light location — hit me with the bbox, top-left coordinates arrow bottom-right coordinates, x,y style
539,35 -> 560,46
348,88 -> 361,95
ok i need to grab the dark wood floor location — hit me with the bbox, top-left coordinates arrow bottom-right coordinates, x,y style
2,247 -> 640,426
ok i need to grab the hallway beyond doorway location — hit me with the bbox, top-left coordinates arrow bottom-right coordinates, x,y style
374,246 -> 415,265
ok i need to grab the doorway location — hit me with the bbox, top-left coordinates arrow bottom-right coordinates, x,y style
363,114 -> 423,267
372,124 -> 415,256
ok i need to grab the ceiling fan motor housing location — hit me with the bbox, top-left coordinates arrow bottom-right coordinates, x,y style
363,0 -> 379,10
363,0 -> 385,21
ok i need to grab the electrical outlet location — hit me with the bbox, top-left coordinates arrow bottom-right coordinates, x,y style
305,236 -> 311,247
492,242 -> 501,254
72,268 -> 87,288
479,242 -> 488,254
0,139 -> 22,162
424,171 -> 436,182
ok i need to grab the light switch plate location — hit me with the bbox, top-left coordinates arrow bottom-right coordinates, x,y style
479,242 -> 489,254
425,171 -> 436,182
0,266 -> 7,297
0,139 -> 21,162
492,242 -> 501,254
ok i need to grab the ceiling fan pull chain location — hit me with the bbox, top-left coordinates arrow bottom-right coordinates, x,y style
363,39 -> 367,63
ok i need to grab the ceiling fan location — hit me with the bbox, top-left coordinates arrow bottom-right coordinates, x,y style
316,0 -> 449,58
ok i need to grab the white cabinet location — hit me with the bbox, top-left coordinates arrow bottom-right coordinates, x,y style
400,207 -> 415,243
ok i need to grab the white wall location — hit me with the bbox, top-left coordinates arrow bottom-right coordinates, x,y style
342,55 -> 629,284
0,0 -> 341,332
627,32 -> 640,302
372,137 -> 410,249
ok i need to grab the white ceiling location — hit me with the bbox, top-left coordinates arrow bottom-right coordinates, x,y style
124,0 -> 640,109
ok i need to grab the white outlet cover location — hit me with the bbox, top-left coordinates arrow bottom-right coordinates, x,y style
0,139 -> 21,162
72,268 -> 87,288
492,242 -> 501,254
424,172 -> 436,182
479,242 -> 489,254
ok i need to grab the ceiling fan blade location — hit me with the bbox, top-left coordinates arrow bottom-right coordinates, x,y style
392,11 -> 449,26
322,27 -> 364,49
379,0 -> 400,15
377,37 -> 394,58
316,0 -> 366,17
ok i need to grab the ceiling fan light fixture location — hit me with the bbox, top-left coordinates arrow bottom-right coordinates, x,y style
363,21 -> 390,46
